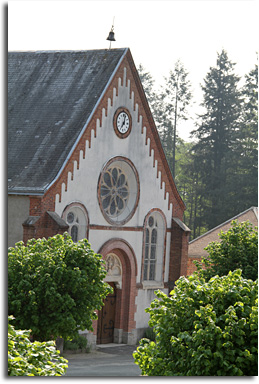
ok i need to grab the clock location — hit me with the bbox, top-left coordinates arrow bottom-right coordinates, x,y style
113,107 -> 132,138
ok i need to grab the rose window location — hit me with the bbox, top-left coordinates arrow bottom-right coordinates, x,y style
100,166 -> 129,217
98,158 -> 139,225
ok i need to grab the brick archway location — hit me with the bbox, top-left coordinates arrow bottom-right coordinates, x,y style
97,238 -> 138,345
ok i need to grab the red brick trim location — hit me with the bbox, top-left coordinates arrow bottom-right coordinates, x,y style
90,224 -> 143,231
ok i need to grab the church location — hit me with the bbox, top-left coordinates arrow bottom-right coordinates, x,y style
8,48 -> 190,347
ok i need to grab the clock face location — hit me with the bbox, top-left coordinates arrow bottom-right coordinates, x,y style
113,108 -> 132,138
116,111 -> 130,134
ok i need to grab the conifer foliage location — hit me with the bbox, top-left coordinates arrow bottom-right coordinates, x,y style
191,50 -> 243,229
138,50 -> 258,236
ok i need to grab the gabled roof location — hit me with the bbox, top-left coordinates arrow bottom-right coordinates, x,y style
8,49 -> 127,194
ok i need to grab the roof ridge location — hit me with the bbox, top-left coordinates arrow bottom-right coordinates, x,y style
189,206 -> 258,244
9,48 -> 128,54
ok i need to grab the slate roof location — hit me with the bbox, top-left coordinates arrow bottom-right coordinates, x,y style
8,49 -> 127,194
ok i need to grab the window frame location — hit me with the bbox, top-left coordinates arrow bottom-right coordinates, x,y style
62,202 -> 89,242
97,157 -> 140,225
142,209 -> 167,288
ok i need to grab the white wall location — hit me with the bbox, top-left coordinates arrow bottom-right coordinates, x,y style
134,287 -> 169,329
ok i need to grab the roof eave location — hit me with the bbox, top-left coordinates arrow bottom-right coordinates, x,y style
8,188 -> 45,196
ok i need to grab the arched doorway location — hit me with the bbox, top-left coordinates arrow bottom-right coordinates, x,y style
97,239 -> 137,345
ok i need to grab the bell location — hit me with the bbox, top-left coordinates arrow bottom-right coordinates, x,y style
107,29 -> 115,42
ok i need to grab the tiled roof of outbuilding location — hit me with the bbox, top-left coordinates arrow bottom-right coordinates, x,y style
8,49 -> 127,194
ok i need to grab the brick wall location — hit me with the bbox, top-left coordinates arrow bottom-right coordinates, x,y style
168,219 -> 190,290
23,211 -> 68,244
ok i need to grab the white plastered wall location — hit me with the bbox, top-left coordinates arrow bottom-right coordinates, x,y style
55,67 -> 173,332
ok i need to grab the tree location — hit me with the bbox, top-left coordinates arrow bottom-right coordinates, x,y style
174,140 -> 208,239
138,61 -> 192,178
229,63 -> 258,211
191,49 -> 242,229
194,220 -> 258,281
159,60 -> 192,178
133,270 -> 258,376
8,316 -> 68,376
8,233 -> 112,341
137,63 -> 158,113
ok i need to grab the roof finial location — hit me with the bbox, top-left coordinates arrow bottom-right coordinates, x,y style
106,17 -> 116,49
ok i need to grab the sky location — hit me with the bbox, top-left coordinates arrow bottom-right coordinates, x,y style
7,0 -> 259,140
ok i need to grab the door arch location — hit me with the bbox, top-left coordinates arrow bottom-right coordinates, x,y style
98,239 -> 138,344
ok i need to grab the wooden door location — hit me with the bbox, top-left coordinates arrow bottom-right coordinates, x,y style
97,283 -> 116,344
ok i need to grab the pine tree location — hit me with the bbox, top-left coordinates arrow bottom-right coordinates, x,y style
159,60 -> 192,178
137,64 -> 158,114
138,61 -> 192,179
191,49 -> 242,230
175,141 -> 208,239
229,63 -> 258,211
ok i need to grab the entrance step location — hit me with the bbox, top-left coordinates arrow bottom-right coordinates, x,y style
96,343 -> 127,348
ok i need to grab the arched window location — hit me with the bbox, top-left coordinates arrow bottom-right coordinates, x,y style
62,203 -> 89,242
142,210 -> 166,283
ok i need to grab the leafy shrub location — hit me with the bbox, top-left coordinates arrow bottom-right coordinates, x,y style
194,220 -> 258,281
8,233 -> 112,341
144,327 -> 156,341
8,316 -> 68,376
133,270 -> 258,376
64,334 -> 88,351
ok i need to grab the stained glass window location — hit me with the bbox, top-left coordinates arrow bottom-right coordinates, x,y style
143,211 -> 166,283
100,166 -> 129,218
64,205 -> 88,243
98,158 -> 139,225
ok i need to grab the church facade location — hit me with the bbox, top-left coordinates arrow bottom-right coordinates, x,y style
8,48 -> 190,347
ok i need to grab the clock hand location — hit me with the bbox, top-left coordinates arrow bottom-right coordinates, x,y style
121,114 -> 126,128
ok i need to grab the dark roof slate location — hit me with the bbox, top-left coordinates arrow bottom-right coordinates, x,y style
8,49 -> 127,194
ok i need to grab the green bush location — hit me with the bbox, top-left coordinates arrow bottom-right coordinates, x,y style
8,316 -> 68,376
133,270 -> 258,376
194,220 -> 258,281
144,327 -> 156,341
8,233 -> 112,341
64,334 -> 88,351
